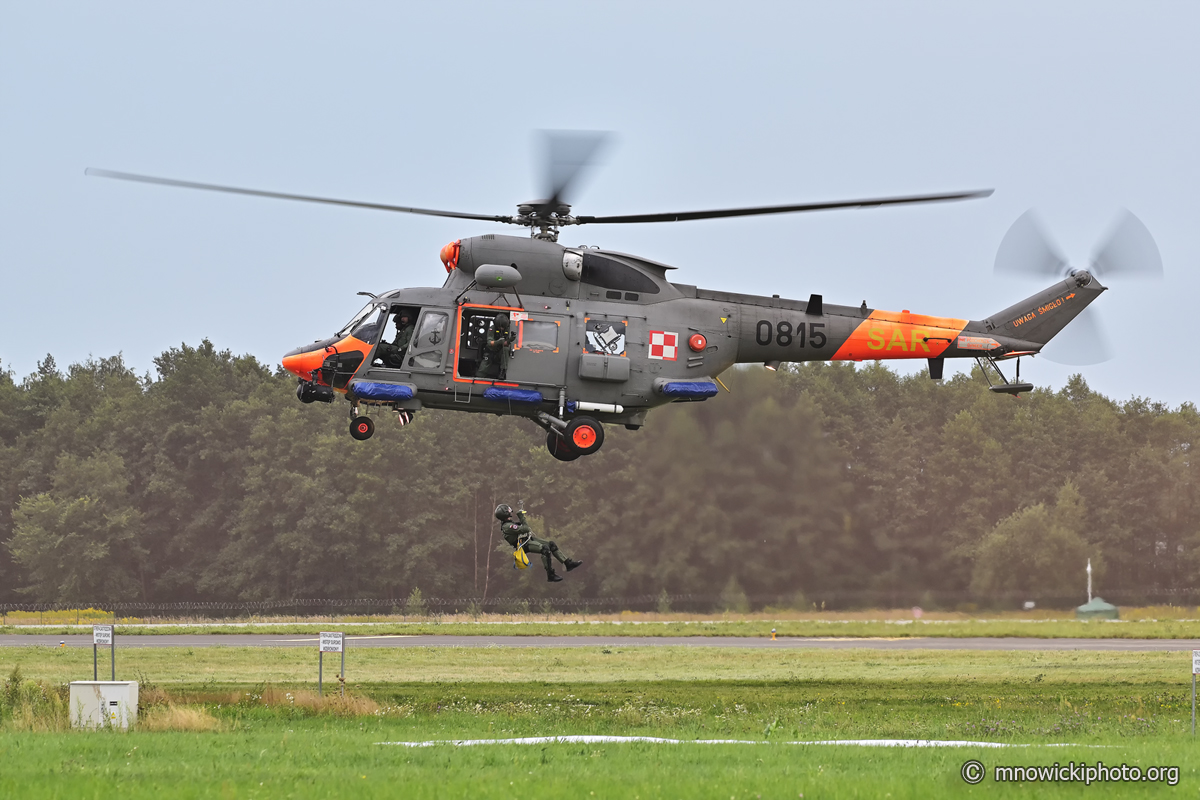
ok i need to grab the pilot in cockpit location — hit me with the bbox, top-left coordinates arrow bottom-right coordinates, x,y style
377,310 -> 415,368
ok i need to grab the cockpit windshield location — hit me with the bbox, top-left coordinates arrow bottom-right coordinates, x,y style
338,302 -> 376,337
337,302 -> 387,343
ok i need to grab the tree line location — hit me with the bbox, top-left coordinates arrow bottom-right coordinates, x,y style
0,342 -> 1196,609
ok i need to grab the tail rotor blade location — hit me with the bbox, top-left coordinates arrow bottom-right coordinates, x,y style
1039,305 -> 1113,366
541,130 -> 611,208
993,209 -> 1069,277
1091,209 -> 1163,279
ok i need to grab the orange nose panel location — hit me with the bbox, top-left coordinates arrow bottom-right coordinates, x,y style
281,336 -> 372,384
281,348 -> 328,380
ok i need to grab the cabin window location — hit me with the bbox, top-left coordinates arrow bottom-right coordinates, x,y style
414,312 -> 447,347
409,312 -> 448,369
581,253 -> 660,294
519,320 -> 559,353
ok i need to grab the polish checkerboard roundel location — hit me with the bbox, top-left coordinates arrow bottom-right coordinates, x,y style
648,331 -> 678,361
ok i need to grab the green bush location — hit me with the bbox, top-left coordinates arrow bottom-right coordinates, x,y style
2,666 -> 68,730
404,587 -> 426,617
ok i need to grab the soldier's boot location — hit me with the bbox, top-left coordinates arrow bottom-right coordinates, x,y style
546,541 -> 577,572
541,550 -> 561,582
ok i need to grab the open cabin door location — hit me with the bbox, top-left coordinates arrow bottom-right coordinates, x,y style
454,304 -> 568,389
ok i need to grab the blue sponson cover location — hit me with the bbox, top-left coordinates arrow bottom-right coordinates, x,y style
483,387 -> 545,404
660,381 -> 719,398
352,382 -> 415,402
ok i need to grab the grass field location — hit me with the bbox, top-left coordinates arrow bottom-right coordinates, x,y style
1,729 -> 1191,799
3,645 -> 1200,797
1,644 -> 1196,685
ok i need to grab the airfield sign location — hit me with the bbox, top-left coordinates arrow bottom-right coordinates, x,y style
318,632 -> 345,697
92,625 -> 114,681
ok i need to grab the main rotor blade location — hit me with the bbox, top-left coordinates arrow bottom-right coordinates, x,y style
993,209 -> 1068,277
1039,305 -> 1113,366
542,130 -> 611,210
1090,210 -> 1163,279
85,169 -> 515,224
572,189 -> 993,225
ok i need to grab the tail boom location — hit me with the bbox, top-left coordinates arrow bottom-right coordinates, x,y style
720,274 -> 1105,367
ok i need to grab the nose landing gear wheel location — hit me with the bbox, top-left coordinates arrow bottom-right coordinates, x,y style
350,416 -> 375,440
546,431 -> 579,462
564,416 -> 604,456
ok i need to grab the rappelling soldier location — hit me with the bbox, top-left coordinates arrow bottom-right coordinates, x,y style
495,503 -> 582,583
377,310 -> 415,368
476,314 -> 515,379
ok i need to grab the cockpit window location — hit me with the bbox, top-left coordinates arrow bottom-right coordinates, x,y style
581,253 -> 660,294
337,302 -> 379,338
345,305 -> 387,344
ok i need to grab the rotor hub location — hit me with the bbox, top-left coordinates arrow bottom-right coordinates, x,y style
515,201 -> 576,241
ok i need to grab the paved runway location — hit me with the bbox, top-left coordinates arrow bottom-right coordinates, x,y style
2,634 -> 1199,651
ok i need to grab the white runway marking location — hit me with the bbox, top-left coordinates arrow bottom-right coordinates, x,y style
376,735 -> 1089,748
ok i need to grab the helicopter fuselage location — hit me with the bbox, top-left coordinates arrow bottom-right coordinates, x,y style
281,234 -> 1104,455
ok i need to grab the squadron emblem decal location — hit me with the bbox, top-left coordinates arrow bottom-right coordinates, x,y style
584,319 -> 627,356
648,331 -> 679,361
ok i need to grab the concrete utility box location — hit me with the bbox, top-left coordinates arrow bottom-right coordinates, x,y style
69,681 -> 138,729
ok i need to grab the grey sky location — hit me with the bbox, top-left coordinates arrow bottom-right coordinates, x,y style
2,2 -> 1196,405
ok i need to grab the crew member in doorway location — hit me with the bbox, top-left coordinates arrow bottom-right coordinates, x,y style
377,310 -> 415,368
495,503 -> 582,583
476,314 -> 515,379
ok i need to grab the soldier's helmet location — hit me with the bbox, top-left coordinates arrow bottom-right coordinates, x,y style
398,311 -> 411,325
494,503 -> 513,522
493,314 -> 510,331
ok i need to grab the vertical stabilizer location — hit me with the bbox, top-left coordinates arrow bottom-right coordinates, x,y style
985,273 -> 1106,346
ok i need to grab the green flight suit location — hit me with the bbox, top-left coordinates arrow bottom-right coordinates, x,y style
501,510 -> 569,575
378,323 -> 414,368
477,321 -> 514,379
394,324 -> 413,351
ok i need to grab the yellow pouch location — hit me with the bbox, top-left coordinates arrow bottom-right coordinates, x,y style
513,547 -> 530,569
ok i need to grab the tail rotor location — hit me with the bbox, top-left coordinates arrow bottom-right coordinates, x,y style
1091,210 -> 1163,280
993,209 -> 1162,366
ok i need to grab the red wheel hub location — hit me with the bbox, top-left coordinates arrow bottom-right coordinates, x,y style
571,425 -> 596,450
356,421 -> 370,434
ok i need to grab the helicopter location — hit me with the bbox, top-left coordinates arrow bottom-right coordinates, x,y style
87,133 -> 1161,462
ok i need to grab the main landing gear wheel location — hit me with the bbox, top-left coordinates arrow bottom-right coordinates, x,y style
350,416 -> 375,440
546,431 -> 579,462
564,416 -> 604,456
